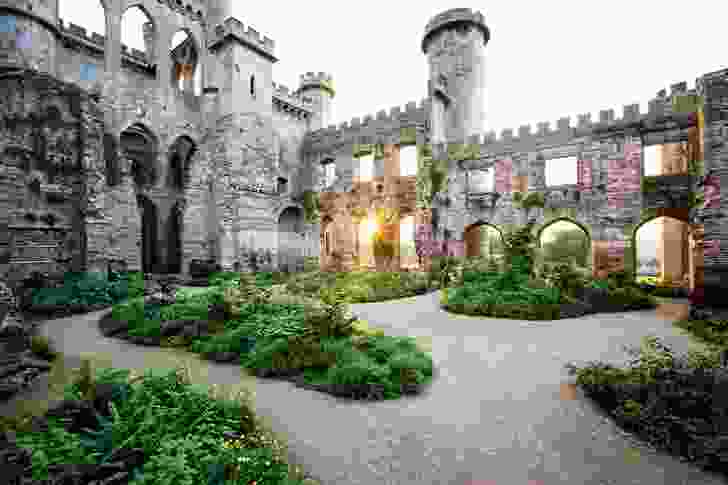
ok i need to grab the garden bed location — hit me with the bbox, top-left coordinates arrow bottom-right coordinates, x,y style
98,278 -> 435,401
570,336 -> 728,477
1,358 -> 320,484
440,261 -> 658,320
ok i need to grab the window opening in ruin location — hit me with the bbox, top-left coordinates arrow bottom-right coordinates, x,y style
399,215 -> 416,268
468,168 -> 494,193
357,153 -> 373,182
321,158 -> 336,188
59,1 -> 105,38
170,30 -> 201,97
635,216 -> 691,289
121,5 -> 155,66
399,145 -> 417,177
250,75 -> 256,98
539,220 -> 590,269
277,177 -> 288,195
545,156 -> 577,186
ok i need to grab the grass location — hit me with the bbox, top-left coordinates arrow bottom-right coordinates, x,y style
3,356 -> 318,484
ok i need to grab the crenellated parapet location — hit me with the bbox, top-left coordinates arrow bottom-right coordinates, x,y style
58,19 -> 151,65
272,81 -> 314,119
298,72 -> 335,97
302,78 -> 704,160
304,99 -> 429,152
207,17 -> 276,62
421,8 -> 489,53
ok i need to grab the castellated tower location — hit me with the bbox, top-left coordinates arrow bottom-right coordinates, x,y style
422,8 -> 489,144
297,72 -> 335,132
0,0 -> 59,76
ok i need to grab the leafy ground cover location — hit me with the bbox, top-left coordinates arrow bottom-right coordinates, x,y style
569,335 -> 728,476
283,269 -> 433,303
21,271 -> 146,316
106,274 -> 434,401
442,255 -> 657,320
3,358 -> 318,484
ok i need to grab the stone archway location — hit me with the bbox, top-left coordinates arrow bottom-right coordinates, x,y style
120,123 -> 158,189
632,213 -> 692,289
136,194 -> 159,274
277,206 -> 305,272
463,222 -> 504,259
167,135 -> 196,190
537,218 -> 591,270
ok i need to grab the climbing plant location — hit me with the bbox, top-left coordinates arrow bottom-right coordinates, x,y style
302,190 -> 319,224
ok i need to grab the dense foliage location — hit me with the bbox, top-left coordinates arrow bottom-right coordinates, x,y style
8,362 -> 312,484
571,336 -> 728,475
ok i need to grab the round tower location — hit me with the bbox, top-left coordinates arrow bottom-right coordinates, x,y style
297,72 -> 335,132
0,0 -> 60,76
422,8 -> 489,144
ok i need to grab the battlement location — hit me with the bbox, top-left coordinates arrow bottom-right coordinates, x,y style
272,81 -> 313,109
308,98 -> 428,140
59,19 -> 150,63
298,72 -> 335,97
305,78 -> 705,155
210,17 -> 275,60
422,8 -> 489,53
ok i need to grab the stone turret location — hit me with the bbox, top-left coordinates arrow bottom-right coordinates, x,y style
422,8 -> 489,144
297,72 -> 335,132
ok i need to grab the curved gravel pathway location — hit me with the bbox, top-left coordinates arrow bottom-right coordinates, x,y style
32,291 -> 728,485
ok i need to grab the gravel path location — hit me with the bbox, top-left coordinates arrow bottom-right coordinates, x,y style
30,291 -> 728,485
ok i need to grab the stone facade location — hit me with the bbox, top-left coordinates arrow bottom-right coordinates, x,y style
0,4 -> 726,316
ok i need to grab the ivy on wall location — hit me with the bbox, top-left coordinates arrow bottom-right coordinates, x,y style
447,143 -> 481,162
400,127 -> 417,145
302,190 -> 320,223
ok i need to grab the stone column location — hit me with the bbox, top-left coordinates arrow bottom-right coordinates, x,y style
102,4 -> 122,131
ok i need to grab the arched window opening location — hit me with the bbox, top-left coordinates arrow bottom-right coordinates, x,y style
539,220 -> 590,270
121,124 -> 158,188
167,136 -> 196,191
357,153 -> 373,182
399,145 -> 417,177
170,30 -> 201,97
635,216 -> 691,289
59,1 -> 105,36
121,5 -> 155,63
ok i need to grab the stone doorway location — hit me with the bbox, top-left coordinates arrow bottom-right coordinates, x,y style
137,194 -> 159,274
277,206 -> 305,272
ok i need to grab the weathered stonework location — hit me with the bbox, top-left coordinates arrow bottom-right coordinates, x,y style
0,4 -> 726,317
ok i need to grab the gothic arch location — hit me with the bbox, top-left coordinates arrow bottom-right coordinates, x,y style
121,3 -> 158,64
169,28 -> 201,96
536,217 -> 592,249
120,123 -> 159,188
167,135 -> 197,190
536,217 -> 592,268
463,221 -> 504,258
631,211 -> 692,284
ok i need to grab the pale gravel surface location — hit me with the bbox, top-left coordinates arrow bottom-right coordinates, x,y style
30,291 -> 728,485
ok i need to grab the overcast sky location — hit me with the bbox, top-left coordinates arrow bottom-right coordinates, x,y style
59,0 -> 717,249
